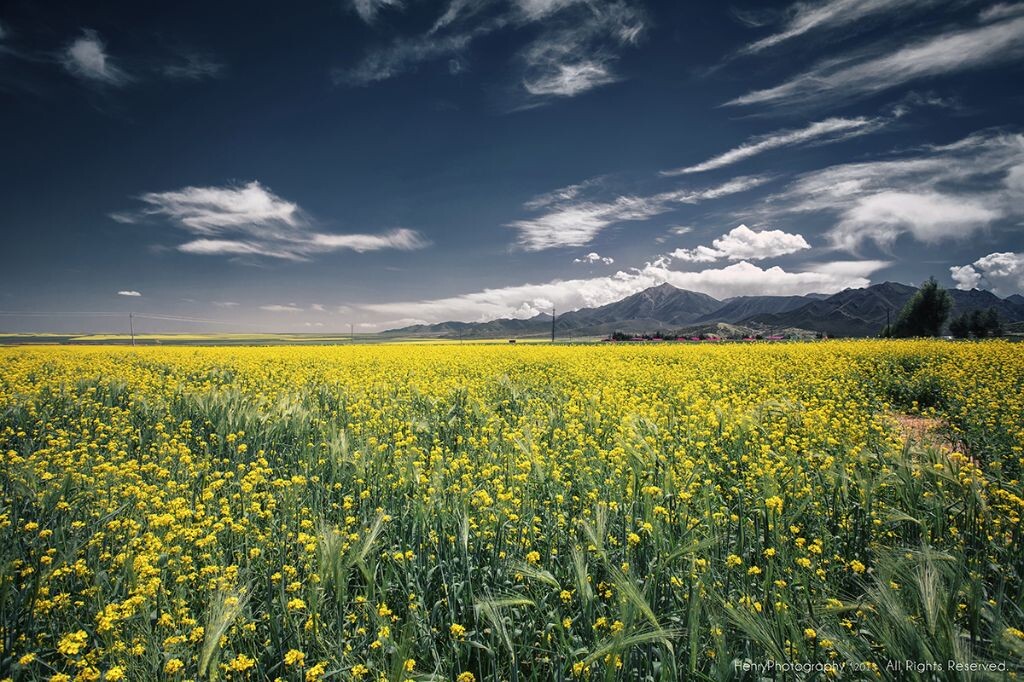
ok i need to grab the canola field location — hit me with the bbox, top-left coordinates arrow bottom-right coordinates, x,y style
1,341 -> 1023,681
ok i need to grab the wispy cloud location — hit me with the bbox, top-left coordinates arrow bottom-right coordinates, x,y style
351,0 -> 404,24
212,301 -> 239,308
663,116 -> 885,175
950,251 -> 1024,295
980,3 -> 1024,22
114,181 -> 429,260
672,224 -> 810,262
62,29 -> 130,85
520,1 -> 644,99
737,0 -> 944,55
755,130 -> 1024,251
337,0 -> 644,99
728,15 -> 1024,107
117,290 -> 142,297
336,26 -> 493,85
362,258 -> 887,324
509,175 -> 770,251
260,304 -> 304,313
161,51 -> 225,80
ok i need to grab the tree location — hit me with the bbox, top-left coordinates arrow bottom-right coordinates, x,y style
984,308 -> 1003,337
969,309 -> 987,338
949,312 -> 970,339
888,277 -> 952,338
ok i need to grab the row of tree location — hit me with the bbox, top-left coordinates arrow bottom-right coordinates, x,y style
881,277 -> 1004,338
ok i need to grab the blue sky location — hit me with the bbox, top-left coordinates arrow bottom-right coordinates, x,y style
1,0 -> 1023,333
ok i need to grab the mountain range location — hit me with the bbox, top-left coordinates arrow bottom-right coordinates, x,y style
384,282 -> 1024,339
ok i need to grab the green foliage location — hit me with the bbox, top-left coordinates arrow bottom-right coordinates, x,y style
887,277 -> 952,338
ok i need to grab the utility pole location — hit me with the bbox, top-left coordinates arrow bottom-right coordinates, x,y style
551,306 -> 556,343
129,312 -> 135,347
350,323 -> 354,343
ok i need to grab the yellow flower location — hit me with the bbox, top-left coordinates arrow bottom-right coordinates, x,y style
285,649 -> 306,667
164,658 -> 185,675
105,667 -> 125,682
726,554 -> 743,568
57,631 -> 88,657
450,623 -> 467,639
456,673 -> 476,682
849,560 -> 866,574
403,659 -> 416,672
228,654 -> 256,672
525,551 -> 541,564
804,628 -> 817,640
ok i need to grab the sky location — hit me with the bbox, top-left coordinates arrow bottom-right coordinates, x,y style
1,0 -> 1023,333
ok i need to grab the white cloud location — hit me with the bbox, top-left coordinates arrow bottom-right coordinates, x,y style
803,260 -> 891,278
352,0 -> 403,24
980,3 -> 1024,22
304,322 -> 326,327
308,228 -> 427,253
737,0 -> 944,55
117,290 -> 142,297
663,117 -> 884,175
260,304 -> 304,313
509,175 -> 769,250
337,28 -> 487,85
62,29 -> 129,85
672,224 -> 810,262
310,303 -> 326,312
950,252 -> 1024,295
729,15 -> 1024,107
574,252 -> 614,264
212,301 -> 239,307
758,131 -> 1024,251
116,181 -> 429,260
667,226 -> 693,235
523,60 -> 617,97
515,0 -> 587,20
362,259 -> 883,323
831,191 -> 998,250
520,2 -> 644,99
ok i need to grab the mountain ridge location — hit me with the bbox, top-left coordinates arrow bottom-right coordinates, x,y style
382,282 -> 1024,339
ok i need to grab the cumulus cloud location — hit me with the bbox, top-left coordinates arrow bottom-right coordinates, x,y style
757,131 -> 1024,251
510,175 -> 769,251
361,258 -> 886,323
62,29 -> 129,85
663,117 -> 885,175
574,252 -> 614,264
728,15 -> 1024,107
117,290 -> 142,297
114,181 -> 429,260
672,224 -> 811,262
950,252 -> 1024,295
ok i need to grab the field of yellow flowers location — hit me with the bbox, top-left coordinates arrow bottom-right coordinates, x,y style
1,341 -> 1023,681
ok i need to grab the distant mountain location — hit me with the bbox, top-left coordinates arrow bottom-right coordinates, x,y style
383,282 -> 1024,339
744,282 -> 1024,337
695,294 -> 826,324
